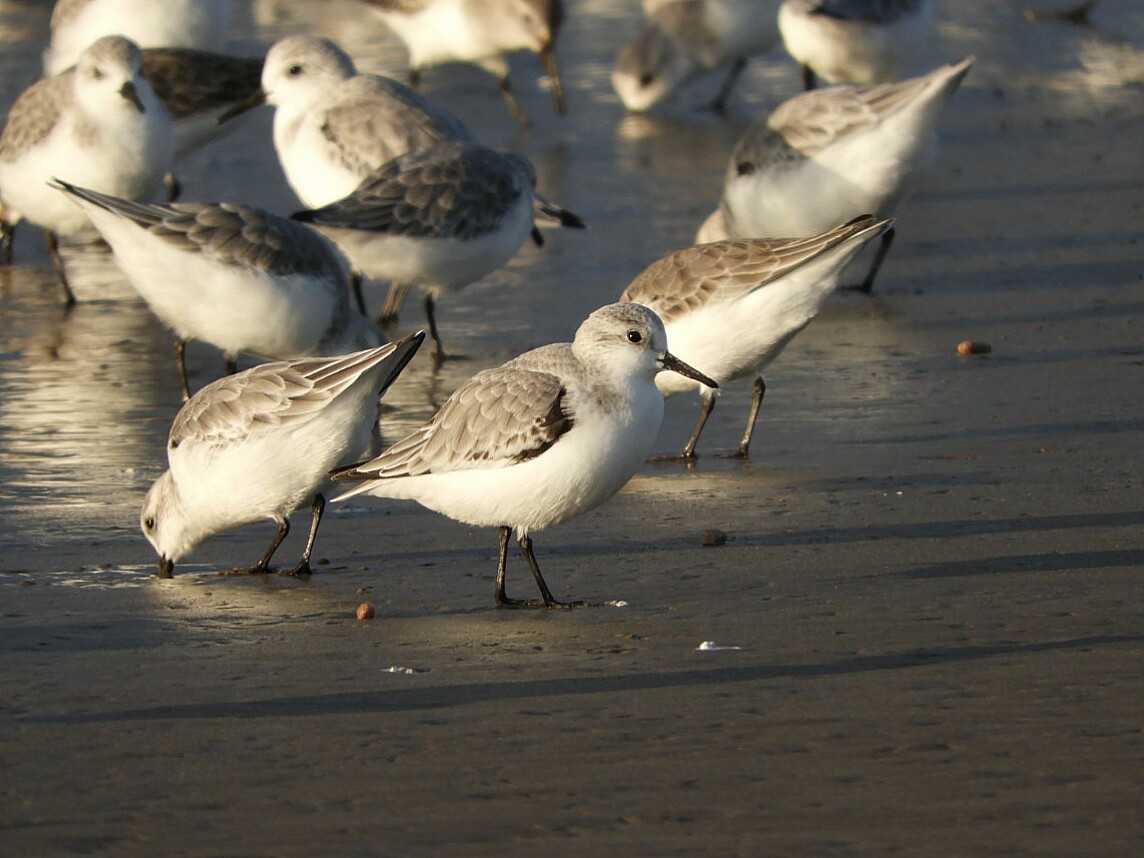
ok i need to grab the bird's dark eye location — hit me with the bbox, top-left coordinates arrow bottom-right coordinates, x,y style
627,330 -> 643,344
639,73 -> 654,88
92,67 -> 104,81
144,517 -> 155,530
288,64 -> 303,77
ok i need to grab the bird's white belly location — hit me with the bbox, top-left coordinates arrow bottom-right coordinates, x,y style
366,392 -> 664,535
321,192 -> 533,292
378,1 -> 493,66
278,120 -> 365,209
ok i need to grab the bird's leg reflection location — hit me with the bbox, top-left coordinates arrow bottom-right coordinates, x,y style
378,281 -> 410,326
281,494 -> 323,577
0,220 -> 13,265
498,74 -> 530,128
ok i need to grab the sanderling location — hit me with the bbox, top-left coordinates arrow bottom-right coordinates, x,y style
331,303 -> 717,608
621,215 -> 892,460
292,140 -> 585,364
697,58 -> 972,292
613,0 -> 781,113
142,334 -> 425,579
220,35 -> 470,211
51,180 -> 382,400
0,36 -> 174,303
44,0 -> 235,76
778,0 -> 934,90
140,48 -> 263,196
357,0 -> 567,124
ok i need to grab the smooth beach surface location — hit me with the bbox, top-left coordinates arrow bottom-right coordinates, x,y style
2,0 -> 1143,855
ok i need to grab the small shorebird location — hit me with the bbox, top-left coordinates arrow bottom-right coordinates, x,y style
142,335 -> 425,579
613,0 -> 780,113
220,36 -> 471,211
51,180 -> 382,400
292,140 -> 584,364
44,0 -> 235,76
621,216 -> 892,460
0,36 -> 174,303
331,303 -> 717,608
356,0 -> 567,124
697,58 -> 972,292
778,0 -> 935,90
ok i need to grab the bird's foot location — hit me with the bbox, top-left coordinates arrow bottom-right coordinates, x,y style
279,562 -> 312,578
647,451 -> 698,464
715,447 -> 750,460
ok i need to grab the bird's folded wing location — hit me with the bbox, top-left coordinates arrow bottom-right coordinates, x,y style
0,76 -> 69,162
620,215 -> 882,322
291,143 -> 525,240
334,367 -> 573,480
141,49 -> 263,119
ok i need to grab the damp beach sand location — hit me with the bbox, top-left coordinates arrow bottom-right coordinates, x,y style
2,1 -> 1143,854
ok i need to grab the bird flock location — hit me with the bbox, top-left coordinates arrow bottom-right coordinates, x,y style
1,0 -> 978,609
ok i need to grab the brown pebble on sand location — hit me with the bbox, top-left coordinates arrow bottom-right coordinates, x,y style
957,340 -> 992,356
356,602 -> 376,621
702,529 -> 727,547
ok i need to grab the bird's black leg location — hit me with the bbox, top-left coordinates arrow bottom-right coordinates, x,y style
731,376 -> 765,459
710,57 -> 747,114
517,534 -> 583,609
225,355 -> 239,375
802,64 -> 817,91
175,338 -> 192,402
426,294 -> 447,366
649,388 -> 716,463
248,516 -> 289,574
409,68 -> 422,89
499,74 -> 530,127
351,271 -> 367,316
164,173 -> 182,202
282,494 -> 324,577
847,227 -> 896,294
0,220 -> 14,265
47,232 -> 76,306
378,281 -> 409,326
494,526 -> 529,607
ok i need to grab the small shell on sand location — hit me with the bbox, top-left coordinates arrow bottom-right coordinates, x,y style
957,340 -> 992,356
355,602 -> 376,621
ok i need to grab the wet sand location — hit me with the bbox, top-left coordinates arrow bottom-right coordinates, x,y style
2,1 -> 1144,855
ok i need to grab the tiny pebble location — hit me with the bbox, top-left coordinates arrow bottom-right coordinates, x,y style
702,529 -> 727,547
355,602 -> 376,621
957,340 -> 991,356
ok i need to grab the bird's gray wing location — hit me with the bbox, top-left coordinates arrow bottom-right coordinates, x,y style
620,215 -> 884,322
799,0 -> 922,23
140,49 -> 262,120
0,75 -> 69,163
356,0 -> 432,12
292,142 -> 530,241
168,346 -> 402,459
318,76 -> 470,176
51,180 -> 345,278
333,366 -> 573,480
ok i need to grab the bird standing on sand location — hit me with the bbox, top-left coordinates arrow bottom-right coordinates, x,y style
141,335 -> 425,579
622,216 -> 892,460
697,58 -> 973,293
331,304 -> 718,608
0,36 -> 174,302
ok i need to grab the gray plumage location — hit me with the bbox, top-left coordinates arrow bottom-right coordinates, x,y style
170,347 -> 407,451
788,0 -> 922,22
50,181 -> 346,277
334,365 -> 572,480
621,215 -> 884,323
141,48 -> 262,120
0,76 -> 70,162
293,141 -> 534,241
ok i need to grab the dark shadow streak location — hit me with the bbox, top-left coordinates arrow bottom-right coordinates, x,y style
901,548 -> 1144,579
26,635 -> 1143,725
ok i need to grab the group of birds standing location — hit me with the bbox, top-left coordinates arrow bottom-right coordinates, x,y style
0,0 -> 974,609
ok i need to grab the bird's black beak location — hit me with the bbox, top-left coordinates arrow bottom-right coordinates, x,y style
119,81 -> 145,113
217,90 -> 266,125
540,44 -> 566,115
658,351 -> 719,389
158,557 -> 174,579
